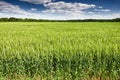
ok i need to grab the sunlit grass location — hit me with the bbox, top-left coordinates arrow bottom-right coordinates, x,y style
0,22 -> 120,79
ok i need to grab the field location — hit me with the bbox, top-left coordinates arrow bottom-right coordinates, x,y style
0,22 -> 120,80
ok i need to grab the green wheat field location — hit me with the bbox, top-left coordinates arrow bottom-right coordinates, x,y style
0,22 -> 120,80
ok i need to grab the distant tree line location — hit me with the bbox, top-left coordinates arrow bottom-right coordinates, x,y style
0,17 -> 120,22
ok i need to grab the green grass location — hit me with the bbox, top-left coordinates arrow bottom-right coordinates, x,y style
0,22 -> 120,80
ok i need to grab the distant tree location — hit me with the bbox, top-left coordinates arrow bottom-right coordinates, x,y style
0,17 -> 120,22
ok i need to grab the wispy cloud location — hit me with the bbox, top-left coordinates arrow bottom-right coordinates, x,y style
43,1 -> 96,16
0,1 -> 42,18
94,9 -> 111,12
0,1 -> 45,18
31,8 -> 37,11
0,0 -> 119,20
98,6 -> 103,9
20,0 -> 53,4
0,1 -> 31,15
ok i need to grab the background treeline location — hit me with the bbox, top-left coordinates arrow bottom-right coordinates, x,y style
0,17 -> 120,22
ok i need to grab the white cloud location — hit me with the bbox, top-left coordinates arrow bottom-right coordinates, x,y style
94,9 -> 111,12
58,13 -> 120,20
98,6 -> 103,8
31,8 -> 37,11
88,11 -> 94,14
0,1 -> 31,15
0,1 -> 44,19
0,1 -> 60,20
43,1 -> 96,16
20,0 -> 53,4
87,13 -> 120,19
0,1 -> 119,20
0,11 -> 119,20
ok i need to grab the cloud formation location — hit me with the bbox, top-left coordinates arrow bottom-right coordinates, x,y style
31,8 -> 37,11
94,9 -> 111,12
43,1 -> 96,16
0,1 -> 31,15
20,0 -> 53,4
0,0 -> 119,20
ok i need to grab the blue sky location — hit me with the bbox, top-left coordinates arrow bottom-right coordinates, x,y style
0,0 -> 120,20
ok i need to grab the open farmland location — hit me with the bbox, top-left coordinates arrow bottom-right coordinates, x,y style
0,22 -> 120,80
